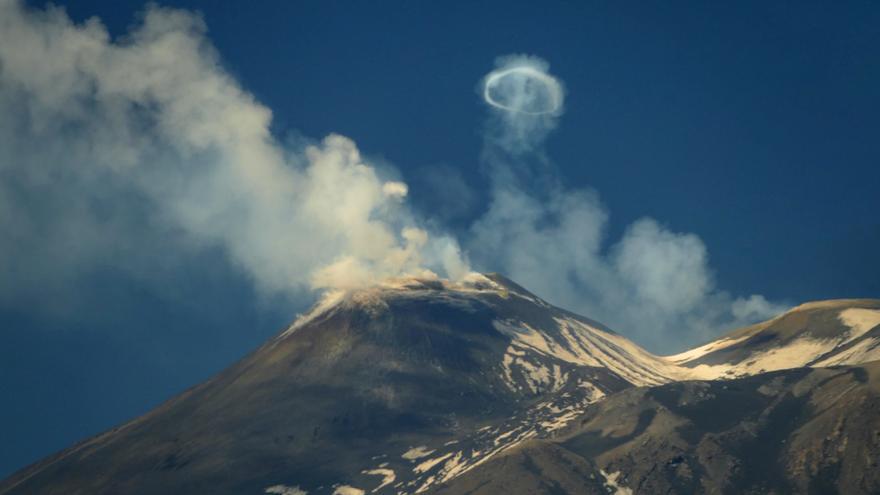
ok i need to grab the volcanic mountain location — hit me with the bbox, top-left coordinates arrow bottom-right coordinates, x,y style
1,274 -> 879,495
668,299 -> 880,378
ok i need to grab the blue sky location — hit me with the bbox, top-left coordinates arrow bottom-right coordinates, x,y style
1,0 -> 879,477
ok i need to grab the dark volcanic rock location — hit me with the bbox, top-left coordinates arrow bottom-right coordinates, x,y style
434,362 -> 880,495
2,275 -> 878,495
0,275 -> 643,495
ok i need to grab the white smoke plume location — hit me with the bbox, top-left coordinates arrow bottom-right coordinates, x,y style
480,55 -> 564,156
0,2 -> 786,352
469,55 -> 787,352
0,1 -> 468,311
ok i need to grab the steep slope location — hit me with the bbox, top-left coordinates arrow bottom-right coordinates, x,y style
0,274 -> 676,495
4,274 -> 879,495
668,299 -> 880,379
428,440 -> 610,495
435,361 -> 880,495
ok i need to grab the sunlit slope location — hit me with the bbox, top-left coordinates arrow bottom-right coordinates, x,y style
668,299 -> 880,379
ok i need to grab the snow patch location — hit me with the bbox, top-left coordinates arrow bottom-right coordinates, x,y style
600,470 -> 633,495
361,468 -> 395,493
414,453 -> 453,474
665,334 -> 751,364
495,317 -> 684,387
577,380 -> 606,402
554,317 -> 683,385
265,485 -> 307,495
814,337 -> 880,367
839,308 -> 880,344
402,446 -> 435,461
332,486 -> 365,495
538,407 -> 581,432
669,306 -> 880,377
686,337 -> 835,380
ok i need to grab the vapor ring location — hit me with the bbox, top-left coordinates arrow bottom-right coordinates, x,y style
483,66 -> 563,115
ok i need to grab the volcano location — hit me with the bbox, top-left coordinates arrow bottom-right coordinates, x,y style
2,274 -> 879,494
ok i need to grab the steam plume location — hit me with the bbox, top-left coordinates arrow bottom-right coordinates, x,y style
468,55 -> 787,352
0,4 -> 786,352
0,1 -> 468,311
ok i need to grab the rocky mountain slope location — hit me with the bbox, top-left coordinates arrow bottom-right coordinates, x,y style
1,274 -> 878,494
434,362 -> 880,494
668,299 -> 880,379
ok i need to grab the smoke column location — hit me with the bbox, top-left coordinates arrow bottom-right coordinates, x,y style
468,55 -> 786,352
0,1 -> 469,315
0,3 -> 784,353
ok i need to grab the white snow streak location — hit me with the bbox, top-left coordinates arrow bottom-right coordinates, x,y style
600,470 -> 633,495
402,446 -> 435,461
665,334 -> 751,364
838,308 -> 880,344
265,485 -> 307,495
361,468 -> 395,493
414,453 -> 453,474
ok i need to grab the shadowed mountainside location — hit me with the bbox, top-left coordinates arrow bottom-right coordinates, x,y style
1,274 -> 878,495
433,362 -> 880,494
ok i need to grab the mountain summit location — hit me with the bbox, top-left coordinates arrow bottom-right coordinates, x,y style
2,274 -> 879,494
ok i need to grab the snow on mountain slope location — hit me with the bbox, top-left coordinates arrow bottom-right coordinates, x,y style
434,362 -> 880,495
279,272 -> 682,389
4,271 -> 878,495
283,276 -> 880,390
265,273 -> 685,493
668,299 -> 880,379
0,273 -> 672,495
493,316 -> 682,387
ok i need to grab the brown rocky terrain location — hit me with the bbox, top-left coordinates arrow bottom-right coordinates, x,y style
2,275 -> 878,494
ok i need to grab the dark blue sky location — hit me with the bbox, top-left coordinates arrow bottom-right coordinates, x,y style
2,0 -> 879,477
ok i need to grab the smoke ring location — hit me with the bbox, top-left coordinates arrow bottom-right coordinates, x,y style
483,66 -> 563,115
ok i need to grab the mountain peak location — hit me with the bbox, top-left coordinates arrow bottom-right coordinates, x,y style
279,273 -> 542,341
359,272 -> 534,297
5,274 -> 880,494
787,298 -> 880,313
